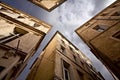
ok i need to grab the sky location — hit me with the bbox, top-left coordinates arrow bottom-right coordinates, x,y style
0,0 -> 116,80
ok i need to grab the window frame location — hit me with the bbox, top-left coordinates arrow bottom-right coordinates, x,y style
62,60 -> 71,80
63,67 -> 70,80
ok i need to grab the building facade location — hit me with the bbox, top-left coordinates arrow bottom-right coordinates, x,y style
26,31 -> 104,80
28,0 -> 67,12
76,1 -> 120,79
0,2 -> 51,80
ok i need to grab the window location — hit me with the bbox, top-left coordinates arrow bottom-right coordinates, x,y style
34,23 -> 41,27
110,5 -> 117,8
0,27 -> 28,43
93,25 -> 107,32
101,13 -> 108,16
14,27 -> 28,35
0,7 -> 7,11
112,11 -> 120,16
64,68 -> 70,80
73,55 -> 77,62
62,60 -> 70,80
17,16 -> 24,18
60,45 -> 65,53
80,61 -> 84,65
0,66 -> 5,73
69,46 -> 74,52
30,57 -> 38,69
112,31 -> 120,39
61,40 -> 65,45
77,70 -> 83,80
85,23 -> 90,26
36,0 -> 42,2
2,50 -> 15,59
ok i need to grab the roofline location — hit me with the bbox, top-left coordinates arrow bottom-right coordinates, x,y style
0,1 -> 52,32
43,31 -> 84,54
75,0 -> 117,34
42,31 -> 92,65
43,31 -> 59,50
28,0 -> 67,12
0,13 -> 46,36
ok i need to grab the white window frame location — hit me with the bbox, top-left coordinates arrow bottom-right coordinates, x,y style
62,60 -> 70,80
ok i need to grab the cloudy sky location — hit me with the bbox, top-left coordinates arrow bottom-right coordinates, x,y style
1,0 -> 116,80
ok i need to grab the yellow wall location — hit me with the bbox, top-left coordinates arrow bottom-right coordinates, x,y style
76,1 -> 120,79
27,32 -> 103,80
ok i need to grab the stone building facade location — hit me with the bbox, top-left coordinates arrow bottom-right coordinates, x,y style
0,2 -> 51,80
27,31 -> 104,80
28,0 -> 67,12
76,1 -> 120,79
